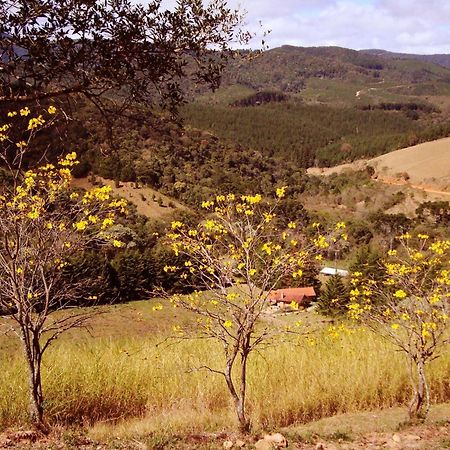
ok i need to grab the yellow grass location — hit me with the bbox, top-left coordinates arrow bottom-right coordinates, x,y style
0,323 -> 448,433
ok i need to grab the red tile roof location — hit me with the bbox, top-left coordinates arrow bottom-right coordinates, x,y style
267,287 -> 316,304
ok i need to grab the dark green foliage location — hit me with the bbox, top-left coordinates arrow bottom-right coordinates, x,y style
0,167 -> 14,185
382,191 -> 407,210
370,211 -> 412,246
299,263 -> 322,298
275,198 -> 310,228
61,212 -> 202,305
317,275 -> 349,316
72,104 -> 302,207
416,201 -> 450,225
231,91 -> 288,107
110,249 -> 156,301
1,0 -> 245,115
347,220 -> 373,245
360,101 -> 439,114
65,251 -> 120,305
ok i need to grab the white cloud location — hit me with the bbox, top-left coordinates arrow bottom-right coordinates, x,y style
148,0 -> 450,54
237,0 -> 450,54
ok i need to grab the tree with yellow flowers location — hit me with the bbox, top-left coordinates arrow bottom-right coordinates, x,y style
165,189 -> 346,432
348,234 -> 449,421
0,107 -> 127,431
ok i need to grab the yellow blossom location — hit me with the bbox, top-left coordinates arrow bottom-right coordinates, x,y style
393,289 -> 407,299
74,220 -> 88,231
201,200 -> 214,209
276,186 -> 286,198
27,115 -> 45,130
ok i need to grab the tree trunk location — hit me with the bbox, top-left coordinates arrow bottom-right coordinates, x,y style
408,357 -> 430,421
22,329 -> 49,433
237,352 -> 250,433
224,354 -> 251,433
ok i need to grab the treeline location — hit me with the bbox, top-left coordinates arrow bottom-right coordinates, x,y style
359,101 -> 439,121
360,101 -> 439,114
62,208 -> 203,306
230,90 -> 288,107
182,102 -> 450,167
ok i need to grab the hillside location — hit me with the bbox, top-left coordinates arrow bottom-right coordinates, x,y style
308,136 -> 450,195
72,176 -> 187,220
182,45 -> 450,169
183,101 -> 450,168
198,45 -> 450,109
362,49 -> 450,70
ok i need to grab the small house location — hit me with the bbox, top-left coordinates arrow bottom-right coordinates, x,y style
267,287 -> 316,307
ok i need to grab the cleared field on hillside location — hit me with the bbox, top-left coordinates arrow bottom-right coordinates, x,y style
308,136 -> 450,195
72,177 -> 186,219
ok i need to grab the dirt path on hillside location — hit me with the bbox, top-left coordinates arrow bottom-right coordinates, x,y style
355,82 -> 409,98
374,176 -> 450,198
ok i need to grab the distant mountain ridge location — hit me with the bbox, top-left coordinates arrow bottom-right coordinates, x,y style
360,49 -> 450,69
215,45 -> 450,98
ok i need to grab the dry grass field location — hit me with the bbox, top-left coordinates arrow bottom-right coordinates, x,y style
308,136 -> 450,197
0,299 -> 448,449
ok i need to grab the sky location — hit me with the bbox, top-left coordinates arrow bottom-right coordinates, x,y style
158,0 -> 450,54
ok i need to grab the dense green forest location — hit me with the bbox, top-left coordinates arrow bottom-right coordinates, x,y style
183,102 -> 450,167
185,45 -> 450,168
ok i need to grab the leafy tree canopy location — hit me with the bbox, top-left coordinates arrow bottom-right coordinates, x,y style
0,0 -> 249,114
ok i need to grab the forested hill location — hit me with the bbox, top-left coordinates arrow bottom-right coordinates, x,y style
361,49 -> 450,70
208,45 -> 450,97
181,45 -> 450,168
